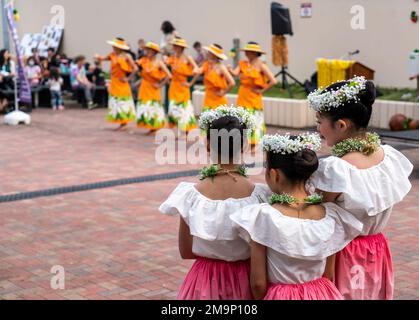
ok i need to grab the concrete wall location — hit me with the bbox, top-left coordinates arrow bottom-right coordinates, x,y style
6,0 -> 419,88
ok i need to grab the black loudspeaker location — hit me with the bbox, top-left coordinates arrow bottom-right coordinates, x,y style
271,2 -> 293,36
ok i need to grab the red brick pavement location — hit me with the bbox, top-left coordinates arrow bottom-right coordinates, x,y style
0,108 -> 418,300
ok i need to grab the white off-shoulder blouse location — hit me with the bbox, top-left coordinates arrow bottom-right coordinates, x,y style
231,203 -> 363,284
159,182 -> 272,262
310,145 -> 414,235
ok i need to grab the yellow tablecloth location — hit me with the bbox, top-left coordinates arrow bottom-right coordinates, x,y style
317,59 -> 355,89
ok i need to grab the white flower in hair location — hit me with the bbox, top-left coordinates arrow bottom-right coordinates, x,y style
263,132 -> 322,155
199,105 -> 256,133
308,76 -> 367,112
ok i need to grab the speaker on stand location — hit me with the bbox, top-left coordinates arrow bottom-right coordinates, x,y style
271,2 -> 304,98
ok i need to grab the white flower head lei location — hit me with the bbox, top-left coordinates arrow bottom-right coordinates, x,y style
263,132 -> 322,155
308,76 -> 367,113
199,105 -> 256,133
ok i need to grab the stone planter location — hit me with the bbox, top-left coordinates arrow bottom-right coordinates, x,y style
192,91 -> 315,129
192,91 -> 419,129
370,100 -> 419,129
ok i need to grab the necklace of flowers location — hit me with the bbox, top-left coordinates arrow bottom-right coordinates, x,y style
199,164 -> 248,182
269,192 -> 324,206
331,132 -> 381,158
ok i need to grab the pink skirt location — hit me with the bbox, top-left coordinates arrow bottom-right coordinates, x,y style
264,277 -> 343,300
335,233 -> 394,300
177,257 -> 252,300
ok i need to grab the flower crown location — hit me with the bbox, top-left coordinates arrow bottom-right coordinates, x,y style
308,76 -> 367,113
263,132 -> 322,155
199,106 -> 256,132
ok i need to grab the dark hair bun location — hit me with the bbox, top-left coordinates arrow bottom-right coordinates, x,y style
208,116 -> 246,161
293,149 -> 319,181
321,79 -> 376,129
210,115 -> 244,131
359,80 -> 376,108
266,149 -> 319,183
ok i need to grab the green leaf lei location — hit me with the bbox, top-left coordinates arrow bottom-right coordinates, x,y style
199,164 -> 249,181
331,132 -> 381,158
269,193 -> 324,206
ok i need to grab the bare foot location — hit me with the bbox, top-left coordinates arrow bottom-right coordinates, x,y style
116,123 -> 128,131
146,130 -> 157,136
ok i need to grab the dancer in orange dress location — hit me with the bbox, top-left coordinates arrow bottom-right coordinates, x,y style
228,42 -> 277,145
136,42 -> 172,133
166,37 -> 198,134
95,38 -> 138,130
191,44 -> 235,111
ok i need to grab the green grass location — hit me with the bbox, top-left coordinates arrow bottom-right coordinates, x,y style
230,83 -> 309,100
376,87 -> 418,103
230,83 -> 419,102
197,81 -> 419,103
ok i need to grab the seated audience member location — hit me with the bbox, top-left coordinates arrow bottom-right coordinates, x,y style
39,57 -> 51,83
0,49 -> 16,90
91,59 -> 106,86
193,42 -> 205,67
0,89 -> 8,113
71,55 -> 97,109
47,47 -> 61,69
31,47 -> 41,65
137,39 -> 146,60
25,56 -> 42,87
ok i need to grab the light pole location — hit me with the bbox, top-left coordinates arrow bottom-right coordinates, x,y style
1,0 -> 10,50
2,0 -> 31,125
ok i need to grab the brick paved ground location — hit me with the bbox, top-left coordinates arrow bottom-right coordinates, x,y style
0,108 -> 418,300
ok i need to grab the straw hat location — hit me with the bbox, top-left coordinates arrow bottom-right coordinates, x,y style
107,38 -> 130,51
171,37 -> 189,48
145,42 -> 161,53
240,43 -> 266,54
203,44 -> 228,61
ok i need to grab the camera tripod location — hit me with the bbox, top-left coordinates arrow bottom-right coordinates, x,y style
275,66 -> 304,98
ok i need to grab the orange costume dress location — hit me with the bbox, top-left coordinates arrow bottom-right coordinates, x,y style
203,61 -> 228,110
167,56 -> 197,132
136,57 -> 167,130
236,60 -> 268,145
106,52 -> 136,124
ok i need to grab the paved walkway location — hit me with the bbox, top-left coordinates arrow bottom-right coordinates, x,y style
0,108 -> 418,300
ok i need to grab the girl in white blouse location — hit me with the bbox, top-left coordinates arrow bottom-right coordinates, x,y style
159,107 -> 271,300
231,133 -> 363,300
308,76 -> 413,299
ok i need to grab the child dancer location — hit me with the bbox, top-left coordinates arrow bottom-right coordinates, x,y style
308,76 -> 414,300
159,106 -> 271,300
191,44 -> 235,111
95,38 -> 138,130
228,42 -> 277,145
166,37 -> 198,135
231,133 -> 364,300
136,42 -> 172,134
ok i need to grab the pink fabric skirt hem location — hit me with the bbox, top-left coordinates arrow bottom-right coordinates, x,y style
263,277 -> 343,300
177,257 -> 252,300
335,232 -> 394,300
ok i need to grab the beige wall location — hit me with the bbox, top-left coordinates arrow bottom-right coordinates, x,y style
6,0 -> 419,88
